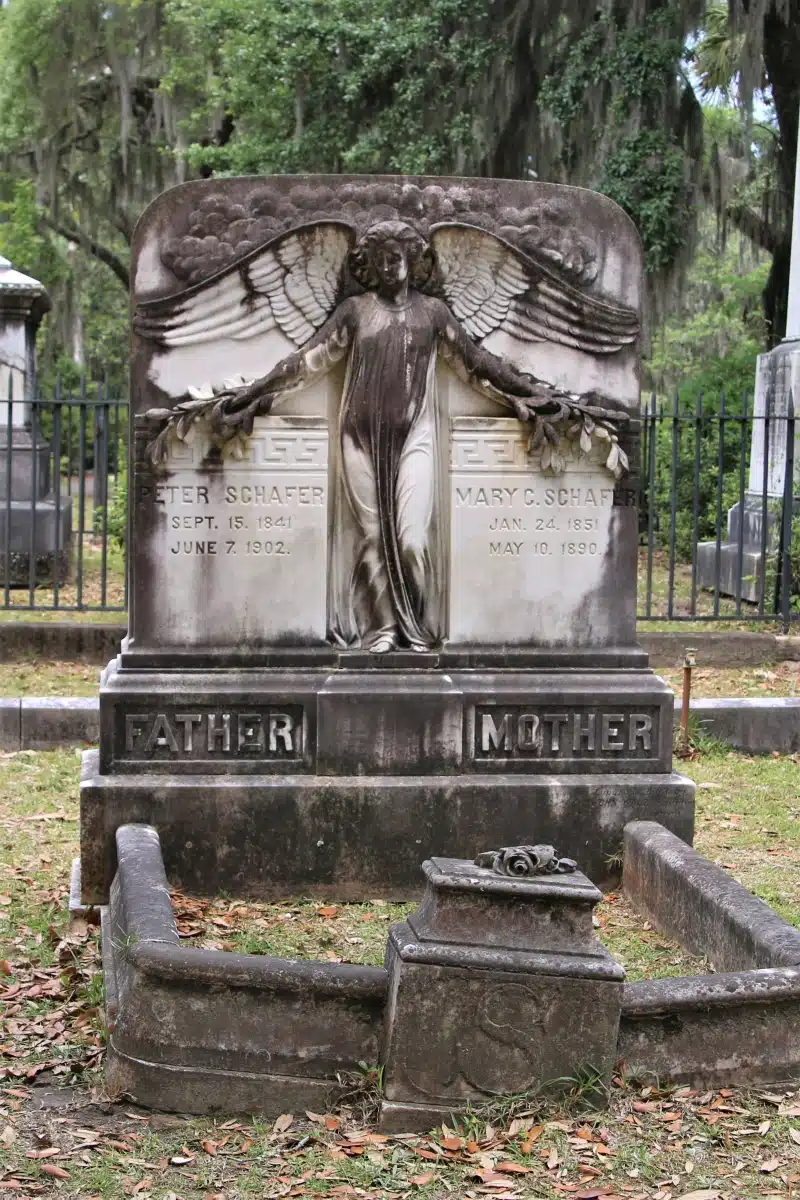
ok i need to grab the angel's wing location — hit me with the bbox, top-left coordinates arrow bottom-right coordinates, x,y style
430,223 -> 639,354
134,220 -> 356,350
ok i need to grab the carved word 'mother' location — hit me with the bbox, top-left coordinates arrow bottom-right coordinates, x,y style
475,708 -> 655,758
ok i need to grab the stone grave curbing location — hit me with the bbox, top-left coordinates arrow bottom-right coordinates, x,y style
102,822 -> 800,1119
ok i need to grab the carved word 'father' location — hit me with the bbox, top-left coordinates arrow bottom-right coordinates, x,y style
124,709 -> 301,757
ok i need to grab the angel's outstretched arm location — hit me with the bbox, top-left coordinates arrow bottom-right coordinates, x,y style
145,302 -> 354,462
434,300 -> 630,479
436,304 -> 563,419
224,302 -> 355,413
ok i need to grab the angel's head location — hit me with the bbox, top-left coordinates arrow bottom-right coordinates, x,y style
350,221 -> 433,293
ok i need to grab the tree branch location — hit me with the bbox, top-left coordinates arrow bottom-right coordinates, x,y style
700,177 -> 779,254
39,215 -> 130,289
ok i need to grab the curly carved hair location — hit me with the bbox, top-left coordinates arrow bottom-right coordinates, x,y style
349,220 -> 434,290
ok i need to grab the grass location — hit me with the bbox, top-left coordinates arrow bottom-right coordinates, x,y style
689,751 -> 800,928
637,549 -> 772,626
0,538 -> 126,623
172,892 -> 409,969
3,661 -> 800,700
1,748 -> 800,1197
659,662 -> 800,699
0,659 -> 102,697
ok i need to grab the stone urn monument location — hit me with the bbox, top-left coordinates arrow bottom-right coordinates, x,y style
80,175 -> 694,903
0,255 -> 71,587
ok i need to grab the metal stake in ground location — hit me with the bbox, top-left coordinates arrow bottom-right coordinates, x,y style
681,646 -> 696,753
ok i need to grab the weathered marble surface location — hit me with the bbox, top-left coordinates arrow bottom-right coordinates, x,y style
449,417 -> 633,646
133,415 -> 328,648
129,174 -> 642,657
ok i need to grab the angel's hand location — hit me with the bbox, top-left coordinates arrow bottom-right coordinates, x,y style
211,379 -> 274,428
511,396 -> 531,422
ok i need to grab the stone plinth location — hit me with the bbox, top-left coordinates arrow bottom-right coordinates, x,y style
80,659 -> 694,902
379,856 -> 624,1130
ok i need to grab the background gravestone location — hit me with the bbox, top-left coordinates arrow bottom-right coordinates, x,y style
79,174 -> 695,903
0,256 -> 71,586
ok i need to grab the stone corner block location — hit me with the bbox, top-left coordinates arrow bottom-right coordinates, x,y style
20,696 -> 99,749
0,697 -> 21,751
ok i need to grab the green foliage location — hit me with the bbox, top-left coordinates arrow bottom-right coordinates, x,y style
0,0 -> 785,369
601,130 -> 690,274
645,225 -> 769,396
163,0 -> 502,178
691,1 -> 745,99
0,176 -> 128,391
641,216 -> 770,563
94,459 -> 128,553
0,178 -> 57,276
539,7 -> 695,276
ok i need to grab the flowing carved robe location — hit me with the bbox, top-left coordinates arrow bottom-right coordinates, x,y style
292,290 -> 521,650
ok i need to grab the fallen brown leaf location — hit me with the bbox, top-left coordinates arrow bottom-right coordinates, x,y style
410,1173 -> 436,1186
495,1161 -> 533,1174
41,1164 -> 71,1179
273,1113 -> 294,1134
519,1125 -> 543,1153
760,1156 -> 781,1173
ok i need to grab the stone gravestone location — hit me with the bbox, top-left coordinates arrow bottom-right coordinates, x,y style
696,342 -> 800,604
697,118 -> 800,606
80,175 -> 694,904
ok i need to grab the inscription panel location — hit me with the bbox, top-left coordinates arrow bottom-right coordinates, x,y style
137,416 -> 328,647
468,704 -> 661,770
449,417 -> 633,646
115,704 -> 306,767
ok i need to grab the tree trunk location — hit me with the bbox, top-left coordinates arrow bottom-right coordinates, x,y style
761,0 -> 800,343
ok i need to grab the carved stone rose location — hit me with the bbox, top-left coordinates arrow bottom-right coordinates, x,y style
474,845 -> 578,877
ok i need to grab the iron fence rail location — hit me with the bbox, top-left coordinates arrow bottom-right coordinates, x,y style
0,379 -> 797,624
1,377 -> 128,612
639,391 -> 797,628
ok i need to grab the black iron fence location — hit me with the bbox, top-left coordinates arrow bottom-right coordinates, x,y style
0,378 -> 797,625
638,391 -> 798,628
0,376 -> 128,612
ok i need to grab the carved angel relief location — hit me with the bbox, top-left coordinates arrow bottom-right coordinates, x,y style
134,187 -> 639,653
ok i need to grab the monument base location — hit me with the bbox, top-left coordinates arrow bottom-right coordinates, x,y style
0,498 -> 72,587
81,749 -> 694,902
696,493 -> 800,605
81,655 -> 694,902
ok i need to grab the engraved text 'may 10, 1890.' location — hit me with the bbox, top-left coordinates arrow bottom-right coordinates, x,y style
448,418 -> 629,647
137,416 -> 328,648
